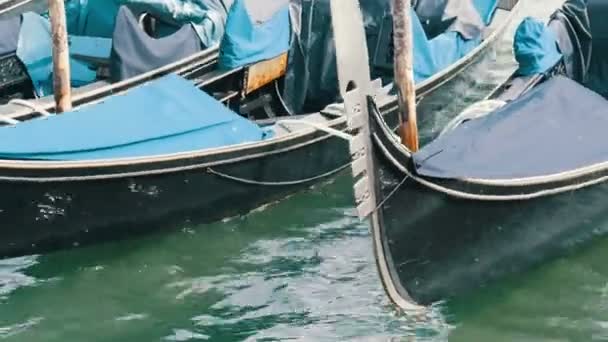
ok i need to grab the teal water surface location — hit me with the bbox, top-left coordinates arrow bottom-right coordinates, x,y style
4,1 -> 607,341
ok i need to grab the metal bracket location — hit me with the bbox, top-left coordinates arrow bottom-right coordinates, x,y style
330,0 -> 378,219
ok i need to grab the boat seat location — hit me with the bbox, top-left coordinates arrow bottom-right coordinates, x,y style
70,35 -> 112,67
109,6 -> 203,82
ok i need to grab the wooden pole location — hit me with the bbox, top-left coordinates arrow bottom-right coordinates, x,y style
392,0 -> 419,151
47,0 -> 72,112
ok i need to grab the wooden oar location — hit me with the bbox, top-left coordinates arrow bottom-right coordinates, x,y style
392,0 -> 419,151
47,0 -> 72,112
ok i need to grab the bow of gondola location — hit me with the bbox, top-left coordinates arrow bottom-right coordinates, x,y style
342,0 -> 608,308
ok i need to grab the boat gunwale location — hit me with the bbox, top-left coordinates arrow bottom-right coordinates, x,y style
0,0 -> 33,14
0,97 -> 399,178
413,1 -> 521,98
0,0 -> 517,175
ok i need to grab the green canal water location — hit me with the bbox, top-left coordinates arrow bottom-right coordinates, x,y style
4,1 -> 607,341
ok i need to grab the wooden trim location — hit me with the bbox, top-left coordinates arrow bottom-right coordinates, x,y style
244,53 -> 288,95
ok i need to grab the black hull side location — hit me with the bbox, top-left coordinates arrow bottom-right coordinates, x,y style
0,131 -> 351,258
369,103 -> 608,306
377,162 -> 608,305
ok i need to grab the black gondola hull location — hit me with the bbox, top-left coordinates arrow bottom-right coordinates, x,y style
0,129 -> 351,258
377,165 -> 608,305
370,98 -> 608,305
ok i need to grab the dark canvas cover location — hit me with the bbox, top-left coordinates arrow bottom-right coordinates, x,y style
109,6 -> 202,81
414,76 -> 608,180
0,15 -> 20,56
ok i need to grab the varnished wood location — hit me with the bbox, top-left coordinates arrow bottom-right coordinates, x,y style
392,0 -> 419,151
244,53 -> 288,95
48,0 -> 72,112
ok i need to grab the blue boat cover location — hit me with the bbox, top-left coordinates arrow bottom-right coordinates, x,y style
514,17 -> 562,76
0,74 -> 268,161
413,76 -> 608,180
412,8 -> 480,83
415,0 -> 498,40
473,0 -> 499,25
218,0 -> 290,69
60,0 -> 231,46
17,13 -> 99,97
282,0 -> 499,113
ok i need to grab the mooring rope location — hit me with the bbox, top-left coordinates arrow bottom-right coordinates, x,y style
9,99 -> 53,117
207,163 -> 352,186
374,174 -> 410,211
276,119 -> 353,141
274,80 -> 295,116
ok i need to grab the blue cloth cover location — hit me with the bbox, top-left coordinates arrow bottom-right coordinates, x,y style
473,0 -> 499,25
514,17 -> 563,76
412,8 -> 480,83
59,0 -> 230,47
413,76 -> 608,180
0,74 -> 268,160
218,0 -> 290,69
17,12 -> 98,97
63,0 -> 121,38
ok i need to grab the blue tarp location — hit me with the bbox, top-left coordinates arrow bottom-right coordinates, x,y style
412,9 -> 480,83
218,0 -> 290,69
514,17 -> 562,76
0,74 -> 268,160
473,0 -> 499,25
59,0 -> 230,47
17,12 -> 99,97
413,76 -> 608,180
283,0 -> 499,113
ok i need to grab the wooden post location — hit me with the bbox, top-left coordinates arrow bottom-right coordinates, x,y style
392,0 -> 419,151
47,0 -> 72,112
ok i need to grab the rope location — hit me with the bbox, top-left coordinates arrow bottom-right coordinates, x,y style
9,99 -> 53,117
374,174 -> 410,211
0,114 -> 19,125
274,80 -> 295,116
440,99 -> 506,136
276,119 -> 353,141
207,163 -> 351,186
375,134 -> 608,201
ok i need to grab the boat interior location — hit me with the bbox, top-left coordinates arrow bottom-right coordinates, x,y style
0,0 -> 514,163
408,0 -> 608,183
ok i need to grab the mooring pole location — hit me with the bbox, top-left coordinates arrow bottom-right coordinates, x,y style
392,0 -> 419,151
47,0 -> 72,112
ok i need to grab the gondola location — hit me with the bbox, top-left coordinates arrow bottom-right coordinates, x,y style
0,0 -> 519,258
0,0 -> 295,121
0,0 -> 520,122
343,0 -> 607,307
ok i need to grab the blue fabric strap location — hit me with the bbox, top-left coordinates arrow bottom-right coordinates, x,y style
514,17 -> 563,76
218,0 -> 290,69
